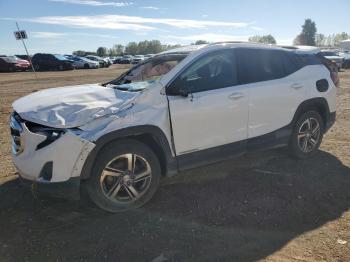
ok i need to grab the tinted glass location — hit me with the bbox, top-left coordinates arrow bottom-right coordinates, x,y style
0,57 -> 17,63
295,54 -> 321,68
171,49 -> 237,93
236,48 -> 285,85
321,51 -> 337,56
282,52 -> 301,75
54,55 -> 68,61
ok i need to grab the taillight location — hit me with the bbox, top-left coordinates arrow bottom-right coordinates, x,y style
330,71 -> 339,86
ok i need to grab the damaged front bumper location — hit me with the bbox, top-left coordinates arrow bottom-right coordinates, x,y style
10,113 -> 95,183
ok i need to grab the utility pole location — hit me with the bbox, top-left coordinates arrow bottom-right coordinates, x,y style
15,22 -> 38,81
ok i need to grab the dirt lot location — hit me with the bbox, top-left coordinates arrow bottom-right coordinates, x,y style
0,66 -> 349,262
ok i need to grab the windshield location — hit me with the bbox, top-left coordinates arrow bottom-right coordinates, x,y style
1,57 -> 17,63
108,53 -> 188,86
321,51 -> 337,56
55,55 -> 69,61
8,56 -> 20,60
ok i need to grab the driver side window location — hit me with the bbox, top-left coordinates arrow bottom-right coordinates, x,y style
170,49 -> 237,94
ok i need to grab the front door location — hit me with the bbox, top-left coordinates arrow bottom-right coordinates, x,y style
166,49 -> 249,156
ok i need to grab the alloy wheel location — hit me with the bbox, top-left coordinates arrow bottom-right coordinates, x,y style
297,117 -> 321,153
99,154 -> 152,203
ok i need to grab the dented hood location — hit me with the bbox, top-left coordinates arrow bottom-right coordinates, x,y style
13,83 -> 142,128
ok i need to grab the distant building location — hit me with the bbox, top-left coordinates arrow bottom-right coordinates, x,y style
340,40 -> 350,50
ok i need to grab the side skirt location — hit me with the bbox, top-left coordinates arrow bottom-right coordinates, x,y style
176,126 -> 292,171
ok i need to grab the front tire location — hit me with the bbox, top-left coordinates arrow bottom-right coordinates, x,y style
288,111 -> 324,159
84,139 -> 161,212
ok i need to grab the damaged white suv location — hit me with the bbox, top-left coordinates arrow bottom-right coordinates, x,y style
10,43 -> 336,212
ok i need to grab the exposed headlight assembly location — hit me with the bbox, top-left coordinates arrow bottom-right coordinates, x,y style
26,122 -> 65,150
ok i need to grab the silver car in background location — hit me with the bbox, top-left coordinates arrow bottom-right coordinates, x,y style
64,55 -> 99,69
320,50 -> 344,71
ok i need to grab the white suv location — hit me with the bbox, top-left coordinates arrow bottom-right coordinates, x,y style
10,43 -> 336,212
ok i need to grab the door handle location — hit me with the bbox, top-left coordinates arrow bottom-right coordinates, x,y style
229,92 -> 244,100
291,83 -> 303,90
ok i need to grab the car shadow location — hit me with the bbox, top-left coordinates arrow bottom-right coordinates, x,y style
0,149 -> 349,262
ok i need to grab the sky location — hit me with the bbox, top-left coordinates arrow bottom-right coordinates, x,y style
0,0 -> 349,55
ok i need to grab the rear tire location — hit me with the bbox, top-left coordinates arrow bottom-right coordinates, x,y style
288,111 -> 324,159
84,139 -> 161,212
58,65 -> 64,71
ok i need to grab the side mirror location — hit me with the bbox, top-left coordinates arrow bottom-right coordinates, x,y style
177,86 -> 191,97
166,77 -> 191,98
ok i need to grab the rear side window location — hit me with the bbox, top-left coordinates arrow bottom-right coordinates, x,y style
236,49 -> 285,85
282,52 -> 301,75
295,54 -> 321,67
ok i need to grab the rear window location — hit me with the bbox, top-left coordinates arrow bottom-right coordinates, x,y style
54,55 -> 69,61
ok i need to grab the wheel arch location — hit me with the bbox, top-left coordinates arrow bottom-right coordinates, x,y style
80,125 -> 178,180
292,97 -> 330,128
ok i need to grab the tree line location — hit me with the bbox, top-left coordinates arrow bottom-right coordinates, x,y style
72,20 -> 349,56
73,40 -> 181,57
293,19 -> 349,47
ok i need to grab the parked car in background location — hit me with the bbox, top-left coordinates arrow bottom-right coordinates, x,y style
32,53 -> 74,71
64,55 -> 99,69
85,55 -> 109,68
14,55 -> 32,62
10,43 -> 336,212
132,55 -> 145,64
113,56 -> 123,64
120,55 -> 133,64
9,56 -> 31,68
104,57 -> 113,66
339,51 -> 350,69
0,56 -> 30,72
144,54 -> 155,59
320,50 -> 344,71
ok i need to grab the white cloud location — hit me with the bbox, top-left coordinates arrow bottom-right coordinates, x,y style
49,0 -> 133,7
141,6 -> 160,10
165,33 -> 250,43
31,31 -> 119,39
24,15 -> 250,31
250,26 -> 264,31
27,16 -> 155,31
31,32 -> 67,38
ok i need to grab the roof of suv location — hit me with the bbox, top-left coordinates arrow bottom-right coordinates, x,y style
159,42 -> 314,56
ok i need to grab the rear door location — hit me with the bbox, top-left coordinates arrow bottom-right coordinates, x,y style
166,49 -> 249,157
236,48 -> 307,138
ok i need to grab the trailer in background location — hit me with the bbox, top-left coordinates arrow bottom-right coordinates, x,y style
340,40 -> 350,51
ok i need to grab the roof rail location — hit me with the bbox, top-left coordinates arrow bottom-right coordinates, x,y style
209,41 -> 277,47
